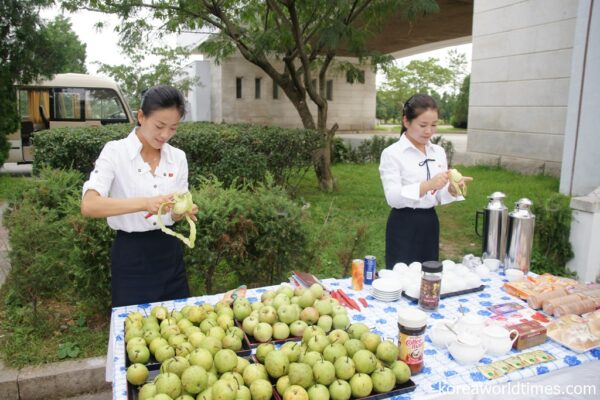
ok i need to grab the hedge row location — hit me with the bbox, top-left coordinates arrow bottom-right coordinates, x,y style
32,122 -> 322,188
3,168 -> 312,315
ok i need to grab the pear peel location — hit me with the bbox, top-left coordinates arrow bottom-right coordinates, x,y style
157,192 -> 197,248
449,168 -> 467,196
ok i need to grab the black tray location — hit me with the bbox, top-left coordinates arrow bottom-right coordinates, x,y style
402,284 -> 485,302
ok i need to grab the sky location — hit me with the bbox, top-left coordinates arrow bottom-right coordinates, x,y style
40,7 -> 472,84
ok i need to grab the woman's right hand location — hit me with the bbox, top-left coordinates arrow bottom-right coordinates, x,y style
428,171 -> 449,191
145,194 -> 175,216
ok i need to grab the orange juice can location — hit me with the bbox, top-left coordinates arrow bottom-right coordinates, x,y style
352,259 -> 364,290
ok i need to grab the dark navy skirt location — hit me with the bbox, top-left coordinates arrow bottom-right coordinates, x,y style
385,207 -> 440,269
111,229 -> 190,307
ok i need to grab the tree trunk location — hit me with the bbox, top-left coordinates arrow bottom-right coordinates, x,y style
314,99 -> 337,192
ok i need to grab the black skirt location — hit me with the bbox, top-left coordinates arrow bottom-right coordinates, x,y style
385,207 -> 440,269
111,229 -> 190,307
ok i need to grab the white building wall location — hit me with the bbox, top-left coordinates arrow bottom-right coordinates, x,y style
182,61 -> 212,122
214,54 -> 376,130
560,0 -> 600,197
462,0 -> 579,176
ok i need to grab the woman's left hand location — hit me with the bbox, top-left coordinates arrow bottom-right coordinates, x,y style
172,204 -> 198,222
448,176 -> 473,196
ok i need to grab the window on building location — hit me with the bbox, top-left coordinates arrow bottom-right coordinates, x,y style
236,77 -> 243,99
326,80 -> 333,101
346,69 -> 365,84
272,80 -> 279,99
255,78 -> 261,99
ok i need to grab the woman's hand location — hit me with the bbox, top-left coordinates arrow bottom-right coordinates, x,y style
172,203 -> 199,222
428,171 -> 449,191
448,176 -> 473,196
145,194 -> 174,216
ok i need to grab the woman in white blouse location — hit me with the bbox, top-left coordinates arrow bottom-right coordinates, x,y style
81,85 -> 197,307
379,94 -> 471,269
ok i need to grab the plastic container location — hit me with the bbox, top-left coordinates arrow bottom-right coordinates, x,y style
418,261 -> 443,311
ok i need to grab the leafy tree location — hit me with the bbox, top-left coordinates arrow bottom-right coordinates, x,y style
446,48 -> 467,95
96,47 -> 197,111
381,57 -> 452,102
62,0 -> 440,191
0,2 -> 87,165
376,90 -> 401,123
39,15 -> 87,74
451,74 -> 469,128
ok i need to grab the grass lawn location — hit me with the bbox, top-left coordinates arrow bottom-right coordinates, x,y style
0,175 -> 31,201
296,163 -> 559,279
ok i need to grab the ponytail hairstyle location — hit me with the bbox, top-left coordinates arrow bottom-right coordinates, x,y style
138,85 -> 186,126
400,94 -> 438,134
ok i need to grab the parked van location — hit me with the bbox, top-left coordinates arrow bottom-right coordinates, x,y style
8,73 -> 134,163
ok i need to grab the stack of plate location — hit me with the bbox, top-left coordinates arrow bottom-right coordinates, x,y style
372,278 -> 402,302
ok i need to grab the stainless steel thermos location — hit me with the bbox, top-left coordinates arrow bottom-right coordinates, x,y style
505,198 -> 536,273
475,192 -> 509,261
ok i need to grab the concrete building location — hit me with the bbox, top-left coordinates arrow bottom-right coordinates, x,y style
181,55 -> 376,130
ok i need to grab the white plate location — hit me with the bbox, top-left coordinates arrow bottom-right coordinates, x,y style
372,278 -> 403,293
373,294 -> 401,302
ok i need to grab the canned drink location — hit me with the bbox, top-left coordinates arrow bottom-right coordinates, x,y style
351,259 -> 364,291
364,255 -> 376,285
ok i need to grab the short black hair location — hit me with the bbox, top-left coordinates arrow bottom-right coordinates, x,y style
138,85 -> 186,125
401,94 -> 438,134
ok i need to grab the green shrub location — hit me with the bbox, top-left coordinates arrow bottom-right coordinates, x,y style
3,168 -> 85,317
333,134 -> 452,165
531,193 -> 575,276
2,169 -> 312,317
186,177 -> 311,294
32,122 -> 322,188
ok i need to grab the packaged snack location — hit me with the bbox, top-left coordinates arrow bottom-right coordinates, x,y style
488,302 -> 525,315
504,356 -> 524,369
507,320 -> 547,350
478,365 -> 504,380
491,360 -> 516,374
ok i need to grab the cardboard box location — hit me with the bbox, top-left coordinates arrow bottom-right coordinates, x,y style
507,320 -> 547,350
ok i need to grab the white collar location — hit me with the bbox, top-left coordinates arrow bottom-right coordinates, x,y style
125,128 -> 174,163
397,133 -> 434,155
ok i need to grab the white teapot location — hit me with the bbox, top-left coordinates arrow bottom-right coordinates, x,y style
447,332 -> 488,365
456,314 -> 487,335
482,325 -> 519,356
430,319 -> 458,348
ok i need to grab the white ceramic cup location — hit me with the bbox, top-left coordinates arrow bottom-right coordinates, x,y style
505,269 -> 525,282
483,258 -> 501,272
482,325 -> 519,356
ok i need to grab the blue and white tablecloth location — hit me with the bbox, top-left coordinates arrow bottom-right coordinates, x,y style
109,271 -> 600,400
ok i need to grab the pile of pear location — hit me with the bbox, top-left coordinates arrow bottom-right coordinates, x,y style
253,322 -> 411,400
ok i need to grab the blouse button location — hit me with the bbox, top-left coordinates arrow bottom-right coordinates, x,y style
152,222 -> 156,226
138,168 -> 141,173
153,184 -> 157,188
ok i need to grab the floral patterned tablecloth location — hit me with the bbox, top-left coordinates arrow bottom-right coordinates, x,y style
109,270 -> 600,400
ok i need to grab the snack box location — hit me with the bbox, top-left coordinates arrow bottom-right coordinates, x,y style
507,320 -> 547,350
